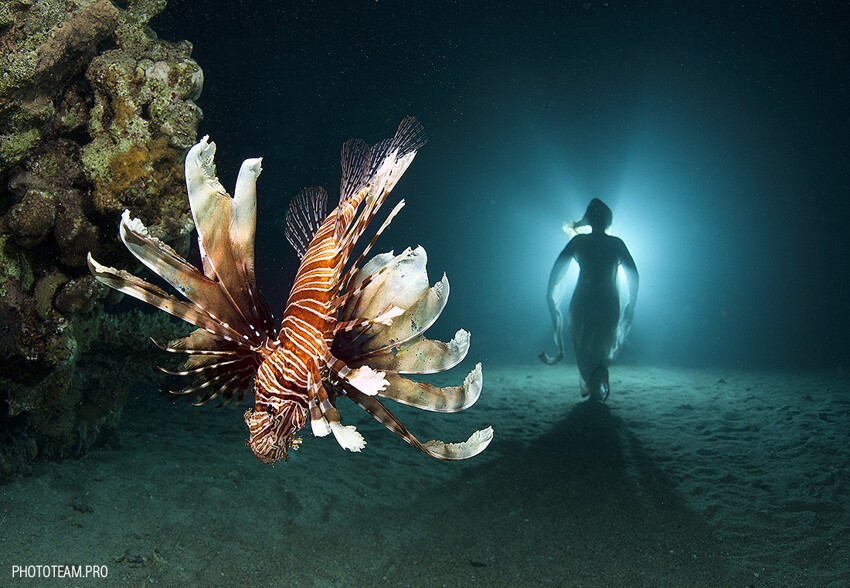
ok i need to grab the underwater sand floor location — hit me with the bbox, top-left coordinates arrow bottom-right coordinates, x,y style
1,364 -> 848,587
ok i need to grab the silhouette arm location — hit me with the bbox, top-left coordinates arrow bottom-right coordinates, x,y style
539,241 -> 576,364
619,242 -> 639,326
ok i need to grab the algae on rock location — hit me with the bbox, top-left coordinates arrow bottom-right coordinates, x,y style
0,0 -> 203,483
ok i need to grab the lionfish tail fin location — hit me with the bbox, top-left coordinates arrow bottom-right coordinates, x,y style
89,138 -> 277,406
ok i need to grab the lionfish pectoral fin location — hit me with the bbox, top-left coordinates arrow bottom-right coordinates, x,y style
372,305 -> 405,325
89,246 -> 264,408
332,306 -> 405,335
331,246 -> 416,313
342,383 -> 492,461
332,248 -> 450,360
184,137 -> 233,279
386,362 -> 483,412
90,137 -> 276,413
420,427 -> 494,460
230,156 -> 262,282
87,254 -> 232,339
117,211 -> 257,336
349,328 -> 471,375
184,138 -> 271,333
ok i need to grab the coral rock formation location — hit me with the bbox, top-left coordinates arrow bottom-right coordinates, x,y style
0,0 -> 201,482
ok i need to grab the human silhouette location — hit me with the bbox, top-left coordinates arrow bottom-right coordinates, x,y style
539,198 -> 639,401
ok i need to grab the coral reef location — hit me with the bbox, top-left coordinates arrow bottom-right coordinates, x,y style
0,0 -> 202,482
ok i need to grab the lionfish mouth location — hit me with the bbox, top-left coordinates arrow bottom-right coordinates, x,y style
243,406 -> 306,464
250,436 -> 301,464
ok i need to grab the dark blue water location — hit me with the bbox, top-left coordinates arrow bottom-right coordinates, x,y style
151,1 -> 850,370
3,3 -> 849,587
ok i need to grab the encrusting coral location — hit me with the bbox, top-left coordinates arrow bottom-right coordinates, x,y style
0,0 -> 201,482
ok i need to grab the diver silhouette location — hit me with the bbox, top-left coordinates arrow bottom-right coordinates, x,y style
539,198 -> 639,401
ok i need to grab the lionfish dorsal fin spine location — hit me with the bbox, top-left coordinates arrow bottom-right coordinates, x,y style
333,117 -> 426,260
338,138 -> 371,209
336,198 -> 406,295
284,186 -> 328,259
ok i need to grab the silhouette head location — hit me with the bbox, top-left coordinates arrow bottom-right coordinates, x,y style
578,198 -> 613,232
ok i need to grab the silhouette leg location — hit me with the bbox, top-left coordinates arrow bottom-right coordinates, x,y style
588,366 -> 610,402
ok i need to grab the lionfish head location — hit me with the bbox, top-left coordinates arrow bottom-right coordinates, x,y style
243,399 -> 307,464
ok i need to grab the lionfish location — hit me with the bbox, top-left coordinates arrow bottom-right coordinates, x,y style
87,117 -> 493,464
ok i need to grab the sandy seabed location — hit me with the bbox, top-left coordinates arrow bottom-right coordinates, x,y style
1,363 -> 848,587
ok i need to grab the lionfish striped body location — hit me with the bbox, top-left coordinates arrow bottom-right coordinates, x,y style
88,118 -> 493,464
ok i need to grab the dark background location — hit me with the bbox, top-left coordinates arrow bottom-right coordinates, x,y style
150,1 -> 849,369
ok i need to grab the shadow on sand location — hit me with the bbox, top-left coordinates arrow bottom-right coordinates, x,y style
378,397 -> 747,587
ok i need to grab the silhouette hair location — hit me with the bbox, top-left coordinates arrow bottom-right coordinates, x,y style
577,198 -> 613,231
